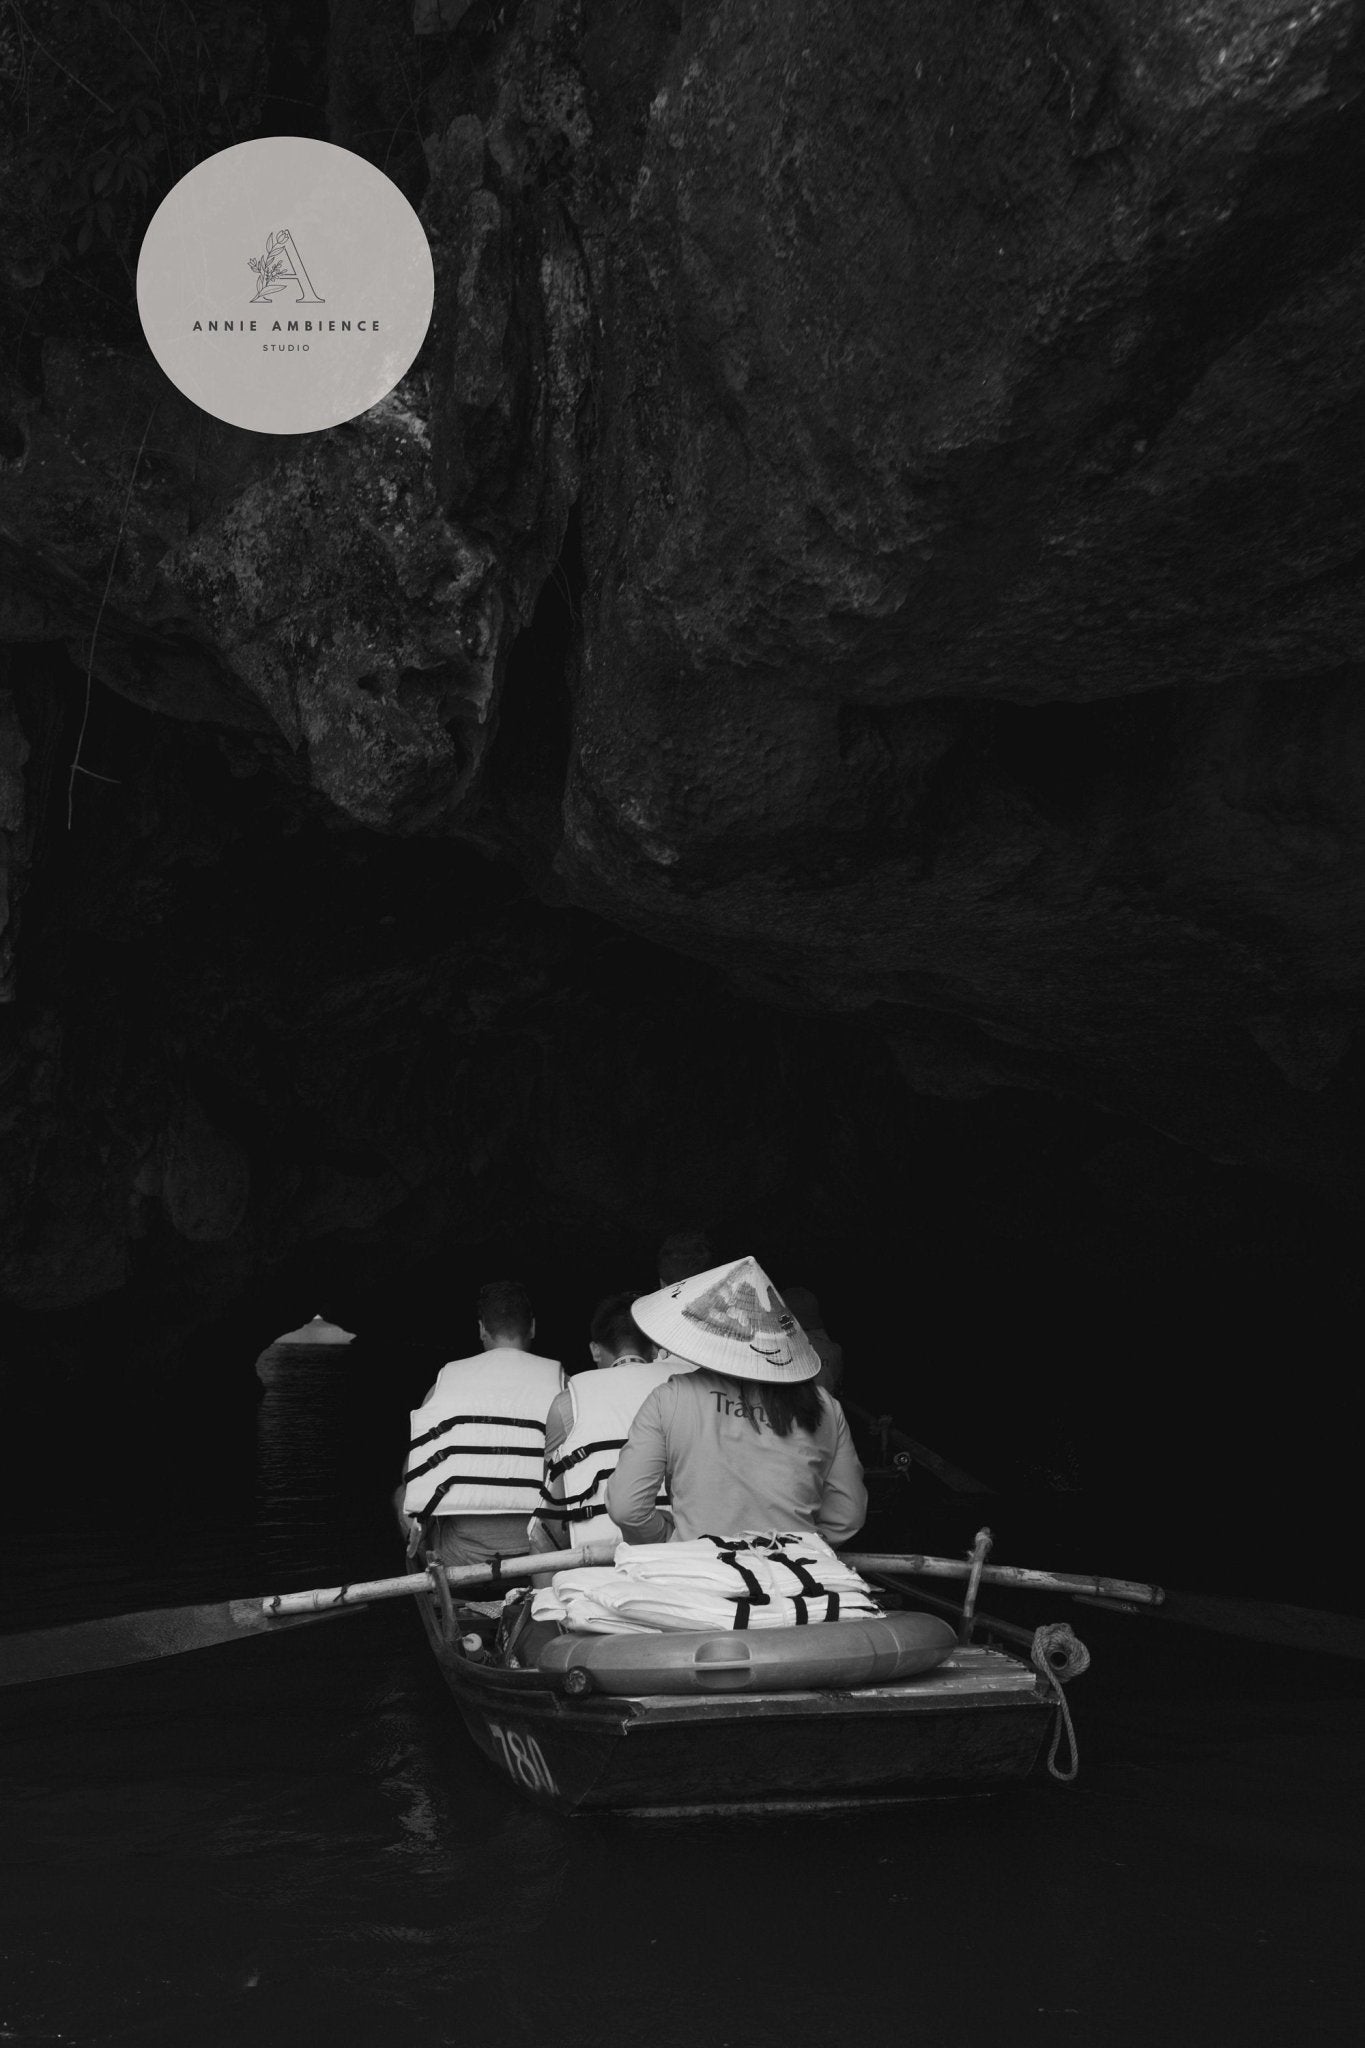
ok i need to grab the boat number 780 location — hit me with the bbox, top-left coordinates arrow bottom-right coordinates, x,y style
487,1721 -> 558,1797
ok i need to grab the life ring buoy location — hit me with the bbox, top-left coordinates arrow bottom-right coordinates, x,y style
536,1609 -> 957,1696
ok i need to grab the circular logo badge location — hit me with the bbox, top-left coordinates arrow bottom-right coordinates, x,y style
136,137 -> 434,435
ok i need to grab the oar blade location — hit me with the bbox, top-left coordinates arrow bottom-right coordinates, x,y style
0,1597 -> 357,1689
1158,1590 -> 1365,1662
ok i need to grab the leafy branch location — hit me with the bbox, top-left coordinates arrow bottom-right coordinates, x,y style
247,228 -> 296,295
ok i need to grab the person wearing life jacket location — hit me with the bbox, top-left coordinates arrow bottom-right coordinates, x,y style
529,1292 -> 687,1551
401,1280 -> 565,1569
605,1256 -> 867,1548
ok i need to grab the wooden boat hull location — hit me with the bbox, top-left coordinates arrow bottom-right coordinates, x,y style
413,1584 -> 1056,1816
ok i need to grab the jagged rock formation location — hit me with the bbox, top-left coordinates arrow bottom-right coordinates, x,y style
2,0 -> 1365,1366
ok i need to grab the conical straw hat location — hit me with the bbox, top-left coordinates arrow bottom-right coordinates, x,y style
270,1312 -> 355,1347
632,1257 -> 820,1383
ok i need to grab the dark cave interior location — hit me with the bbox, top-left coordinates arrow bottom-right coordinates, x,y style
4,0 -> 1365,1610
1,626 -> 1357,1605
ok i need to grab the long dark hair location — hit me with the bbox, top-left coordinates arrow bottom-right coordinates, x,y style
713,1373 -> 824,1438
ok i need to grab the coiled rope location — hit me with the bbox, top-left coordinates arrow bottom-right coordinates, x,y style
1030,1622 -> 1091,1782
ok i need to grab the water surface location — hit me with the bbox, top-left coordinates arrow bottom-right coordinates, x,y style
1,1354 -> 1361,2047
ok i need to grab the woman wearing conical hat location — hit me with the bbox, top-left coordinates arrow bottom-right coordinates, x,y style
605,1257 -> 867,1547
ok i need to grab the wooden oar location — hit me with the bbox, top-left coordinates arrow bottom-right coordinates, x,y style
853,1551 -> 1365,1662
844,1550 -> 1164,1606
0,1540 -> 615,1690
1119,1589 -> 1365,1662
260,1541 -> 616,1616
0,1592 -> 367,1689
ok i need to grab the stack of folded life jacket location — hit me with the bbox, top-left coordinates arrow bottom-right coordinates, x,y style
529,1530 -> 881,1635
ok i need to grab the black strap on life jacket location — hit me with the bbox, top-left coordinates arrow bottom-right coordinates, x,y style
556,1468 -> 614,1509
405,1440 -> 545,1482
773,1553 -> 823,1599
409,1412 -> 547,1451
546,1436 -> 628,1483
526,1483 -> 601,1536
531,1476 -> 672,1529
717,1551 -> 770,1607
415,1471 -> 544,1516
700,1539 -> 841,1623
531,1499 -> 601,1525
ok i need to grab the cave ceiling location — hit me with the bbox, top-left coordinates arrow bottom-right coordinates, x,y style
2,0 -> 1365,1340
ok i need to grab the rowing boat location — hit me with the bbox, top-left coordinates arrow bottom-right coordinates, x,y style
409,1559 -> 1065,1817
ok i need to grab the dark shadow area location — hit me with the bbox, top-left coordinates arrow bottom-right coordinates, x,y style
1,643 -> 1358,1610
257,0 -> 331,142
468,504 -> 579,876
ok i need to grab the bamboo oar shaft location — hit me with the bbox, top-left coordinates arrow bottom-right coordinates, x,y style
261,1540 -> 615,1617
844,1553 -> 1164,1607
267,1546 -> 1160,1615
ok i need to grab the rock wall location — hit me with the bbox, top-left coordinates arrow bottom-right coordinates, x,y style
562,0 -> 1365,1172
2,1 -> 1364,1361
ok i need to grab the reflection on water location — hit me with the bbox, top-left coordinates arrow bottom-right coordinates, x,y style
1,1350 -> 1362,2048
253,1343 -> 385,1581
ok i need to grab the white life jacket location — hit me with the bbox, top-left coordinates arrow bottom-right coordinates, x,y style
534,1359 -> 682,1544
532,1533 -> 880,1634
402,1348 -> 564,1517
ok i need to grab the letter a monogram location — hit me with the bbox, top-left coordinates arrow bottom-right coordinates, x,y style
247,228 -> 324,305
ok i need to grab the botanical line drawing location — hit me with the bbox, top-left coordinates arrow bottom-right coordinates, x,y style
247,227 -> 324,305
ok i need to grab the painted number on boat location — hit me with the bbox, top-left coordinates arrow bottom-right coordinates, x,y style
488,1721 -> 558,1797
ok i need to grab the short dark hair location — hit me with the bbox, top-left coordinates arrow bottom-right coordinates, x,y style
657,1230 -> 715,1286
590,1291 -> 652,1360
477,1280 -> 534,1341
